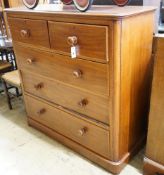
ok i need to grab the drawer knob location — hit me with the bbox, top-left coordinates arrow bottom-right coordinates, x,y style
67,36 -> 78,46
78,99 -> 88,107
37,108 -> 46,115
27,58 -> 34,64
34,83 -> 44,90
78,127 -> 87,136
73,69 -> 83,78
20,29 -> 30,38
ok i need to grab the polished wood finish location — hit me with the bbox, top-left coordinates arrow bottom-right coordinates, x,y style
49,22 -> 108,61
144,35 -> 164,175
0,61 -> 12,73
144,157 -> 164,175
14,45 -> 108,96
8,18 -> 50,48
25,94 -> 110,158
118,12 -> 155,160
21,70 -> 109,124
6,6 -> 155,174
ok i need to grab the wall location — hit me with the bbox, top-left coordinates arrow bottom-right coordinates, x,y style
143,0 -> 160,32
8,0 -> 23,7
7,0 -> 45,8
93,0 -> 143,5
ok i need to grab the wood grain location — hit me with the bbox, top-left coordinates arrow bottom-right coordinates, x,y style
8,17 -> 50,48
144,35 -> 164,174
144,157 -> 164,175
118,12 -> 155,160
49,22 -> 108,61
14,44 -> 108,96
7,6 -> 156,174
25,94 -> 110,158
21,70 -> 109,124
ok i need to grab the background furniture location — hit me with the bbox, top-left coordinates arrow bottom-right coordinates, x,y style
0,0 -> 11,38
143,34 -> 164,175
0,38 -> 17,93
0,40 -> 17,69
6,6 -> 155,174
2,70 -> 21,109
0,60 -> 12,74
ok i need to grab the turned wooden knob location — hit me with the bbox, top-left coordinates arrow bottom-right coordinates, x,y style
37,108 -> 46,115
27,58 -> 34,64
73,69 -> 83,78
34,83 -> 44,90
67,36 -> 78,46
20,29 -> 30,38
78,127 -> 87,136
78,99 -> 88,107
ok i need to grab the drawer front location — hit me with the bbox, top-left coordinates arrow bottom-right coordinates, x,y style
25,95 -> 110,158
8,18 -> 50,48
48,22 -> 108,61
21,71 -> 109,124
15,45 -> 108,96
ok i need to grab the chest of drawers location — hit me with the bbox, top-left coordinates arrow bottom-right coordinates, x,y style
144,35 -> 164,175
6,6 -> 155,174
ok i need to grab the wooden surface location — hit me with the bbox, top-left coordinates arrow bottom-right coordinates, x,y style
14,44 -> 108,96
21,70 -> 109,124
5,6 -> 156,19
49,22 -> 108,61
118,12 -> 154,160
25,94 -> 110,158
8,18 -> 50,48
144,34 -> 164,175
0,61 -> 12,71
144,157 -> 164,175
7,6 -> 155,174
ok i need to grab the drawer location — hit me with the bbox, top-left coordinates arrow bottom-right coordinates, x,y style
21,71 -> 109,124
15,45 -> 108,96
48,22 -> 108,62
25,95 -> 110,158
8,18 -> 50,48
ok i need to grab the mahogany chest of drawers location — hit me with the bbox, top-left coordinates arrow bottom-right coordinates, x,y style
6,6 -> 155,174
144,35 -> 164,175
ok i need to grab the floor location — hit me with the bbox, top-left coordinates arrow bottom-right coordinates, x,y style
0,93 -> 144,175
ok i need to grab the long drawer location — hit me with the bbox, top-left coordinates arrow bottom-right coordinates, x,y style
8,18 -> 50,48
25,95 -> 110,158
48,22 -> 108,62
21,71 -> 109,124
15,45 -> 108,96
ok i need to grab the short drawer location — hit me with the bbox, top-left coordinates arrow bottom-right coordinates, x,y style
15,45 -> 108,96
21,71 -> 109,124
48,22 -> 108,62
8,18 -> 50,48
25,95 -> 110,158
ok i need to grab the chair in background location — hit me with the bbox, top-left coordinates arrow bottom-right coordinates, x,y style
0,39 -> 17,92
0,60 -> 12,74
1,70 -> 21,109
0,40 -> 17,70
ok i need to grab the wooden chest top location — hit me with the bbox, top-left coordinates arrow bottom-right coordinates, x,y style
5,5 -> 156,20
